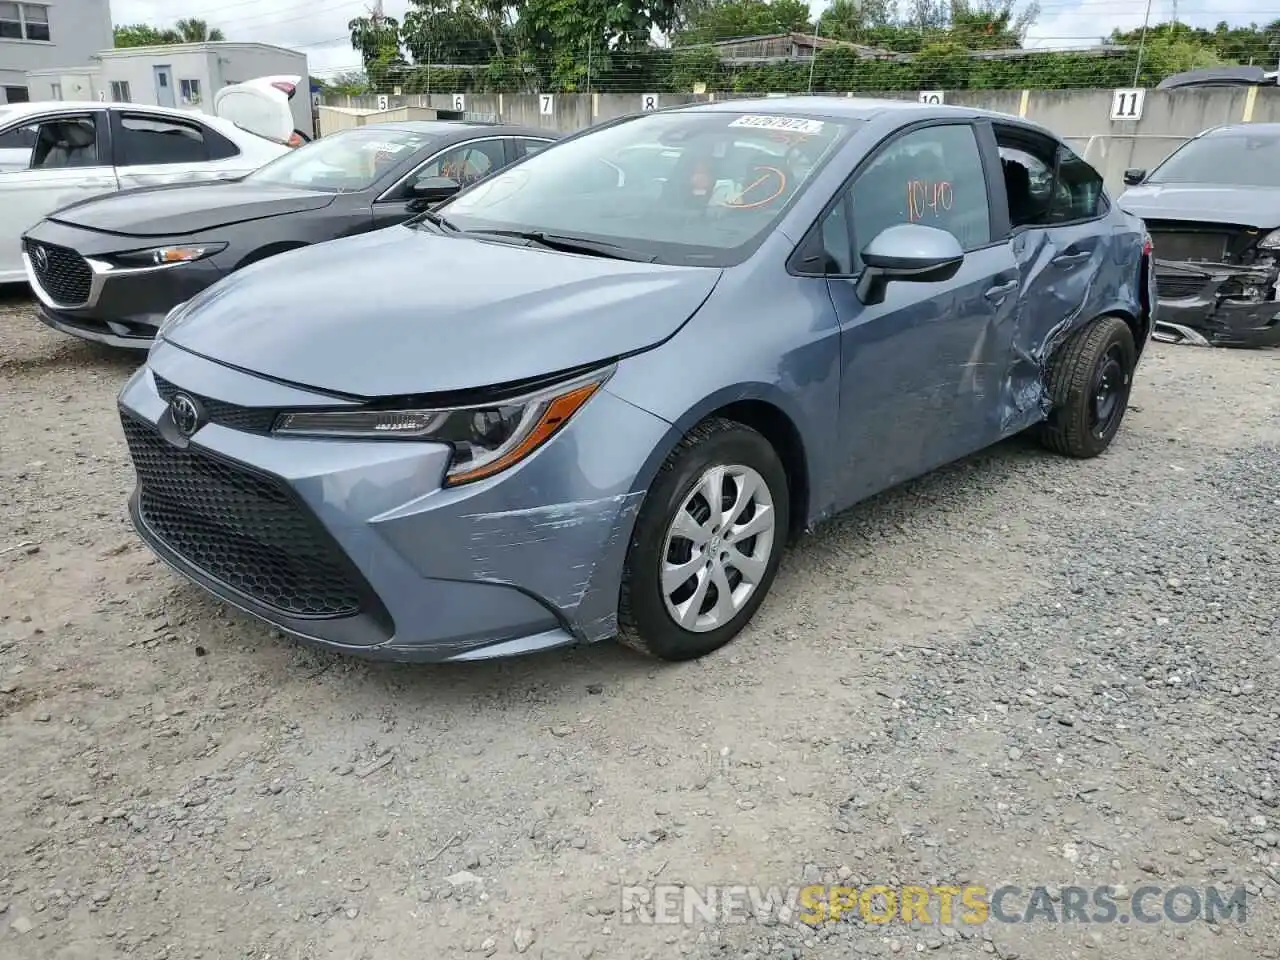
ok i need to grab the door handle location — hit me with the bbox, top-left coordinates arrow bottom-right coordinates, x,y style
1052,250 -> 1091,265
985,279 -> 1019,300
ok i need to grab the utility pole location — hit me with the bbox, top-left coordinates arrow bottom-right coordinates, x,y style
808,17 -> 822,94
1132,0 -> 1154,86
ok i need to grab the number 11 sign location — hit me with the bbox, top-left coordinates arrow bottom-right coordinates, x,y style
1110,88 -> 1145,121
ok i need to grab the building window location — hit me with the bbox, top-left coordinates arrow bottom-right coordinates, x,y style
110,81 -> 131,103
179,78 -> 201,105
49,82 -> 60,99
0,2 -> 50,41
2,85 -> 29,103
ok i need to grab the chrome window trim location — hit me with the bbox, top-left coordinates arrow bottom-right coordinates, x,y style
374,135 -> 550,204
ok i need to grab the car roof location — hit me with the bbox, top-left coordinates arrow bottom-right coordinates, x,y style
667,95 -> 1060,138
1199,122 -> 1280,137
356,120 -> 556,139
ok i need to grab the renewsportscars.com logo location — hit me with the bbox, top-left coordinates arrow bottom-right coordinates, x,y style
619,883 -> 1250,927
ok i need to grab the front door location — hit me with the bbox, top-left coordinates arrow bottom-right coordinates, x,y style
0,111 -> 118,283
825,122 -> 1019,505
153,66 -> 175,107
371,137 -> 513,229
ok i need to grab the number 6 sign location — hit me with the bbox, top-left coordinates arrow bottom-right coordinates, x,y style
452,93 -> 465,111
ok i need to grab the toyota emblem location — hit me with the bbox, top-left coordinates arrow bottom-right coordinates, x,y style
169,393 -> 202,437
32,245 -> 48,272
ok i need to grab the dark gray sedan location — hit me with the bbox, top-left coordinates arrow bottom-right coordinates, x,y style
21,120 -> 556,349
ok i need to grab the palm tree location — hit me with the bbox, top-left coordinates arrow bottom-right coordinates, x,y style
175,18 -> 225,42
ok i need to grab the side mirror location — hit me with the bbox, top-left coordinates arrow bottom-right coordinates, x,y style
411,175 -> 461,201
856,223 -> 964,305
1123,168 -> 1146,186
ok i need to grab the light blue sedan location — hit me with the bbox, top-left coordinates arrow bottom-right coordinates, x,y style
117,97 -> 1154,663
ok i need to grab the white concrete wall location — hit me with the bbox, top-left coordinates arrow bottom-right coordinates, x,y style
0,0 -> 111,100
98,49 -> 216,107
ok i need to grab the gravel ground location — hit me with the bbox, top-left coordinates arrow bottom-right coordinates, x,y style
1,286 -> 1278,960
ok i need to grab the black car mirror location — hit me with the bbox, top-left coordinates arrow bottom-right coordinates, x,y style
856,224 -> 965,305
1123,168 -> 1146,186
411,175 -> 461,200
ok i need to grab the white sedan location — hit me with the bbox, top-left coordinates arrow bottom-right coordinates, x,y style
0,76 -> 306,285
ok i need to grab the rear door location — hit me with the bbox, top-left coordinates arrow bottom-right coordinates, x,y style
109,110 -> 248,190
0,110 -> 118,281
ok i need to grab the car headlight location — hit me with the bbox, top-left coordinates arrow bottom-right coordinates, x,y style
112,243 -> 227,268
272,368 -> 611,486
1257,229 -> 1280,250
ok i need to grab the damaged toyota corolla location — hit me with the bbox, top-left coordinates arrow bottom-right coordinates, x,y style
117,98 -> 1153,664
1118,123 -> 1280,347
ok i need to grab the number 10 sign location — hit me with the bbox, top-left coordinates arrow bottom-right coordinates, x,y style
1110,88 -> 1145,121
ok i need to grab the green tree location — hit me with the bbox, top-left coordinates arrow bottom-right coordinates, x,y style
348,13 -> 407,90
114,24 -> 179,47
174,18 -> 225,42
674,0 -> 813,45
401,0 -> 495,64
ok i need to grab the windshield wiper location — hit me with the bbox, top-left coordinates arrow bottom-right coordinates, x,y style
411,209 -> 460,233
465,229 -> 658,263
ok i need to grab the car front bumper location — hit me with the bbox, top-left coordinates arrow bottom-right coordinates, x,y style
22,219 -> 229,350
117,340 -> 668,662
1152,258 -> 1280,348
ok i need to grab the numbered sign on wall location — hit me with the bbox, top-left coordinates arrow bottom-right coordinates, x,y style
640,93 -> 659,112
1110,88 -> 1145,121
539,94 -> 554,116
452,93 -> 466,112
918,90 -> 944,104
376,94 -> 389,111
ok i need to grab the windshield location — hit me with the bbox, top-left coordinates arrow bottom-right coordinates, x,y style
436,111 -> 854,266
247,127 -> 437,192
1147,133 -> 1280,187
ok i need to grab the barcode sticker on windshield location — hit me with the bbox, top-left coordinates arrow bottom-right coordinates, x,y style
362,141 -> 411,153
728,115 -> 825,134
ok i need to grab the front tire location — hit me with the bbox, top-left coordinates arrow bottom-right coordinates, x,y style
618,418 -> 790,661
1039,316 -> 1136,458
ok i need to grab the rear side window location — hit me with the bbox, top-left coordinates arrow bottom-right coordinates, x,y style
849,124 -> 991,256
1049,146 -> 1104,223
204,124 -> 241,161
116,114 -> 207,166
516,137 -> 551,159
0,121 -> 36,149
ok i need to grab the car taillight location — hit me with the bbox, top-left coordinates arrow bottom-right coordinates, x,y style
1142,234 -> 1153,256
287,132 -> 304,148
271,80 -> 296,98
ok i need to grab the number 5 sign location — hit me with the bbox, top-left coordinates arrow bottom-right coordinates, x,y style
539,94 -> 554,116
1111,88 -> 1145,121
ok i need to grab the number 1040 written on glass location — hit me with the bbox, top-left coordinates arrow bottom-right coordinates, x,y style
907,180 -> 953,222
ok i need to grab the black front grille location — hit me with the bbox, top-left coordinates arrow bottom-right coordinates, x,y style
26,240 -> 91,305
152,375 -> 278,434
1149,230 -> 1229,263
122,414 -> 368,619
1155,272 -> 1206,299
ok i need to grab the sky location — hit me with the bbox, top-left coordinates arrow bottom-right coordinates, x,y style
105,0 -> 1275,77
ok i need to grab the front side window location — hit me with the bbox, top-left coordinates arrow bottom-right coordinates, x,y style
0,2 -> 49,40
30,116 -> 101,169
415,139 -> 506,188
848,124 -> 991,258
439,111 -> 855,266
1147,132 -> 1280,188
117,115 -> 206,165
249,127 -> 439,192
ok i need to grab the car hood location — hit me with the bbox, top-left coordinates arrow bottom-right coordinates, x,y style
162,227 -> 723,397
1117,182 -> 1280,228
48,181 -> 335,237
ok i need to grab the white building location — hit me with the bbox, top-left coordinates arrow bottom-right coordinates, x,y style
23,42 -> 311,132
0,0 -> 113,103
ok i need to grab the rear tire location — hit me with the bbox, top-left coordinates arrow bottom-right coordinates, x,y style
618,418 -> 790,661
1039,316 -> 1136,458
